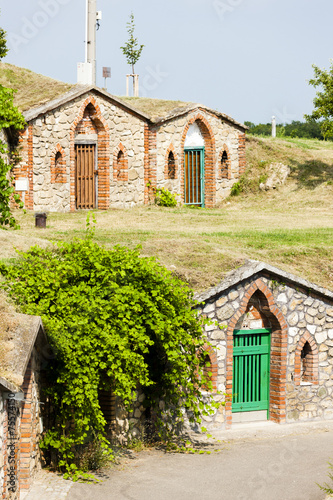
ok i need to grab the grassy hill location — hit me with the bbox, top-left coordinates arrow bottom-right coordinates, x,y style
1,135 -> 332,293
0,62 -> 74,111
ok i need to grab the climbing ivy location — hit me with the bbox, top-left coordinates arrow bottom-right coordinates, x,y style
0,23 -> 26,228
0,222 -> 216,477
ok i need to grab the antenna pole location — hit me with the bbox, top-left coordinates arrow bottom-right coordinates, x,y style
86,0 -> 97,85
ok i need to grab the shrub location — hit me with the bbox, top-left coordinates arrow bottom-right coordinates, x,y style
155,187 -> 178,207
0,221 -> 215,476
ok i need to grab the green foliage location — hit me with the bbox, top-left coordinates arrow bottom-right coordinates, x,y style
0,219 -> 215,474
246,120 -> 325,140
154,187 -> 178,207
0,21 -> 26,228
305,61 -> 333,139
318,461 -> 333,495
0,24 -> 8,59
120,12 -> 144,74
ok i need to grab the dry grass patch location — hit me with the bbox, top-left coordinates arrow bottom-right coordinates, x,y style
0,62 -> 73,111
0,136 -> 332,293
118,97 -> 194,120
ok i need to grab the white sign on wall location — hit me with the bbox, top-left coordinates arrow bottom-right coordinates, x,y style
15,178 -> 28,191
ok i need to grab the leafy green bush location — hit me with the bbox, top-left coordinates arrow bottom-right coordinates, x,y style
155,187 -> 178,207
0,223 -> 214,476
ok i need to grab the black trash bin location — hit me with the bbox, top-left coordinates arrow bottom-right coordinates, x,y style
35,213 -> 47,228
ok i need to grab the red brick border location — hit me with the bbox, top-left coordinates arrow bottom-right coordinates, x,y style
144,125 -> 157,204
225,278 -> 288,428
238,133 -> 246,176
294,331 -> 319,386
113,143 -> 128,182
14,125 -> 34,210
180,114 -> 216,208
70,96 -> 110,211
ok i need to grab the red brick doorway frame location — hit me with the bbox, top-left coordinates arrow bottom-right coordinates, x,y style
181,115 -> 216,208
225,279 -> 288,428
70,97 -> 110,211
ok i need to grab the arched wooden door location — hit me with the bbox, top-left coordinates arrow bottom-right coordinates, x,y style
75,143 -> 97,209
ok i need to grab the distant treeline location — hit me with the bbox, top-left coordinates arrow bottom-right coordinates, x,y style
244,120 -> 329,140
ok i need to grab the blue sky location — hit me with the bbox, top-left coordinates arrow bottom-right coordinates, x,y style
1,0 -> 333,124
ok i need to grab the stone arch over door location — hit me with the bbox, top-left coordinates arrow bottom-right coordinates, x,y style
181,114 -> 216,208
225,278 -> 288,428
70,96 -> 110,211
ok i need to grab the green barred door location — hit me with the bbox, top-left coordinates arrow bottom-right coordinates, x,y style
184,148 -> 205,207
232,329 -> 271,415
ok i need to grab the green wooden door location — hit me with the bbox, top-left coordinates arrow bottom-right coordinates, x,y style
184,148 -> 205,206
232,328 -> 271,414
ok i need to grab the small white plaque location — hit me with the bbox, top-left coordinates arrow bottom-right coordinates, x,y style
15,178 -> 29,191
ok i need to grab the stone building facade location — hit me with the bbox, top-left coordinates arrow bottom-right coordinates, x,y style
195,261 -> 333,429
0,308 -> 49,499
11,85 -> 247,212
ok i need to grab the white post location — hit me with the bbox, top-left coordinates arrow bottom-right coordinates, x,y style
134,75 -> 139,97
272,116 -> 276,138
126,75 -> 130,96
86,0 -> 97,85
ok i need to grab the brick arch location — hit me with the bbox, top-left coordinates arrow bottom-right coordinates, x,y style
50,144 -> 66,183
165,144 -> 178,180
113,143 -> 128,181
225,278 -> 288,428
220,143 -> 231,180
70,96 -> 110,210
294,332 -> 319,386
181,114 -> 216,208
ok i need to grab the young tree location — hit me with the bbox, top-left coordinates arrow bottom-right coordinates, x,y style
305,61 -> 333,140
120,12 -> 144,94
0,24 -> 25,228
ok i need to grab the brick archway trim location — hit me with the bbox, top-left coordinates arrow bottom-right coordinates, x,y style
70,95 -> 110,211
225,278 -> 288,428
294,331 -> 319,386
181,114 -> 216,208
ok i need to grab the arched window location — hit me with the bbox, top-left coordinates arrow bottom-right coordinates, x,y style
197,346 -> 218,392
221,150 -> 229,179
301,341 -> 313,382
117,150 -> 125,180
113,145 -> 128,182
202,351 -> 213,391
168,151 -> 176,179
51,147 -> 66,183
295,333 -> 318,386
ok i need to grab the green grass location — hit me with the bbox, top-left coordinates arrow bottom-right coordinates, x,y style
1,136 -> 332,292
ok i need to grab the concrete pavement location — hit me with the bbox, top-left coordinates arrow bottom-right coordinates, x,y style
67,421 -> 333,500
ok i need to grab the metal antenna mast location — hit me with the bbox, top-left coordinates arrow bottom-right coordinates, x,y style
78,0 -> 101,85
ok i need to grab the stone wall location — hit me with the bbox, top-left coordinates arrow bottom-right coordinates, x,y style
14,94 -> 245,212
15,92 -> 146,212
154,109 -> 242,204
196,272 -> 333,429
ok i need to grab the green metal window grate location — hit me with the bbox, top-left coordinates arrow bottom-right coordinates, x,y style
184,148 -> 204,206
232,329 -> 271,413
